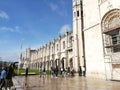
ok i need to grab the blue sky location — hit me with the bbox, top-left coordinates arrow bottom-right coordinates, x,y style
0,0 -> 73,61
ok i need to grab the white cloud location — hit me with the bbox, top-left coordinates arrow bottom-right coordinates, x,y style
0,26 -> 21,33
58,11 -> 67,17
59,24 -> 71,35
49,2 -> 67,17
59,0 -> 68,17
49,3 -> 58,11
0,10 -> 9,19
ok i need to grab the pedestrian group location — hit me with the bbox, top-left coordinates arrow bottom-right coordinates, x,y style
0,64 -> 14,90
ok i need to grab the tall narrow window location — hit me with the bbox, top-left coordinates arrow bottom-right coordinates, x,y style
112,35 -> 117,45
111,30 -> 120,52
57,44 -> 58,51
52,46 -> 53,53
63,41 -> 65,49
69,36 -> 73,47
77,11 -> 79,17
74,12 -> 76,17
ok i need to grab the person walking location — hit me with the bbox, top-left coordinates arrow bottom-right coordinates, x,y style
50,67 -> 54,78
25,67 -> 28,77
78,66 -> 82,76
60,67 -> 63,77
82,66 -> 86,77
0,67 -> 7,90
24,67 -> 29,88
55,66 -> 58,78
6,64 -> 14,89
71,67 -> 74,77
43,68 -> 46,78
39,67 -> 42,77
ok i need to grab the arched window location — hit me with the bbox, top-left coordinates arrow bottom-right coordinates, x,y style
102,9 -> 120,53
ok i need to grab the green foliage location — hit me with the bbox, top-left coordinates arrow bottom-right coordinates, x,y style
28,69 -> 39,74
14,69 -> 39,76
14,69 -> 53,76
46,70 -> 51,74
14,69 -> 24,75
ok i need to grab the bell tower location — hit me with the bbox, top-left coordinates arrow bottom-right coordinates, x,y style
73,0 -> 85,72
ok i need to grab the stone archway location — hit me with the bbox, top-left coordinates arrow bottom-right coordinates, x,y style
44,61 -> 46,69
55,60 -> 57,67
47,61 -> 49,70
42,62 -> 44,69
50,60 -> 54,68
102,9 -> 120,32
40,62 -> 42,68
61,58 -> 65,69
55,59 -> 59,67
70,58 -> 73,68
102,9 -> 120,80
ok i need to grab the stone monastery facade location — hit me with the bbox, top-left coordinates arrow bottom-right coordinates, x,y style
24,31 -> 73,72
21,0 -> 120,80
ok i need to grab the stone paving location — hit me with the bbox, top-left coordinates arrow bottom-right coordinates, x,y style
12,75 -> 120,90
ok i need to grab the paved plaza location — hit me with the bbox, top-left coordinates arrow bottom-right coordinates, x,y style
12,75 -> 120,90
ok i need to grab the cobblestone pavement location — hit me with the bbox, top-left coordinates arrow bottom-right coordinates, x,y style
12,75 -> 120,90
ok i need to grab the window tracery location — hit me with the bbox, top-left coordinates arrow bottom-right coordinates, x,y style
102,9 -> 120,53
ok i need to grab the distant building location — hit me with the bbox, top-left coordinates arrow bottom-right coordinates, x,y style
23,0 -> 120,80
24,31 -> 73,70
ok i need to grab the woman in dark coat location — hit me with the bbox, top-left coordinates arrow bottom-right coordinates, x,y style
6,64 -> 14,88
